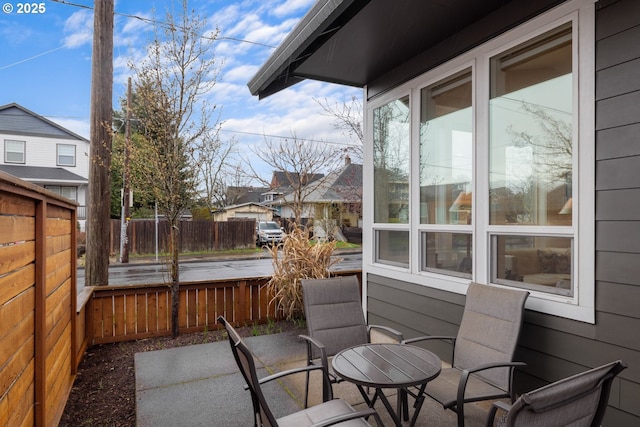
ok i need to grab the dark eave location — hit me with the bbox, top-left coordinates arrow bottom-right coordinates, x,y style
248,0 -> 566,99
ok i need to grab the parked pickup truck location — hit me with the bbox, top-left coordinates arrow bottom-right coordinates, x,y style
256,221 -> 284,245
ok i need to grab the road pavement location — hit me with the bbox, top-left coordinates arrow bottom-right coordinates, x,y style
77,251 -> 362,288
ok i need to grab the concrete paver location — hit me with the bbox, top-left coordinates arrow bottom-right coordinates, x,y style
135,330 -> 495,427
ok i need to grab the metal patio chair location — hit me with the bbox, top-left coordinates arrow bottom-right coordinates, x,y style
402,282 -> 529,427
218,316 -> 382,427
300,275 -> 404,406
485,360 -> 627,427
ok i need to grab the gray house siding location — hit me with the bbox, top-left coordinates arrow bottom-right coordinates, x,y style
366,0 -> 639,425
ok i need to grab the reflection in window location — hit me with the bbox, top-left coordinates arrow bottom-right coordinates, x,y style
375,230 -> 409,268
420,70 -> 473,225
493,235 -> 572,296
421,232 -> 472,277
373,96 -> 410,224
489,24 -> 573,226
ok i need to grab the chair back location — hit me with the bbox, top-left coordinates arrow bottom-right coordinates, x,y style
301,276 -> 368,359
454,282 -> 529,390
218,316 -> 278,427
505,360 -> 627,427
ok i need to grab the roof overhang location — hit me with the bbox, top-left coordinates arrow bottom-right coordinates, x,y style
248,0 -> 566,99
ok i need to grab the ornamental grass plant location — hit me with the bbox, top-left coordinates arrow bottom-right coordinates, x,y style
267,225 -> 339,320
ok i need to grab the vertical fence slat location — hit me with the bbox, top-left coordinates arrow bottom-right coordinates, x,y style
136,293 -> 147,335
114,296 -> 125,338
125,294 -> 136,335
147,292 -> 158,333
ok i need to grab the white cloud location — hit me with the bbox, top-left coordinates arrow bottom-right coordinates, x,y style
50,117 -> 91,140
271,0 -> 315,18
223,64 -> 260,83
62,10 -> 93,48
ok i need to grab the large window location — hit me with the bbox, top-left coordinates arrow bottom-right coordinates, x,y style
420,69 -> 473,277
489,24 -> 574,295
5,139 -> 25,163
366,1 -> 594,322
373,96 -> 410,267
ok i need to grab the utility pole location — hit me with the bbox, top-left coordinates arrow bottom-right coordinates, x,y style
119,77 -> 131,263
86,0 -> 114,286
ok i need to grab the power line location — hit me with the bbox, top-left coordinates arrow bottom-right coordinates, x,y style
0,46 -> 66,71
48,0 -> 277,48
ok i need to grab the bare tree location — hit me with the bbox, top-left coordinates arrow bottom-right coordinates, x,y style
245,134 -> 342,224
315,95 -> 363,160
193,130 -> 236,214
130,0 -> 223,338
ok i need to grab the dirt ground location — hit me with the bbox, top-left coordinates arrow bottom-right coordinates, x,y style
59,321 -> 302,427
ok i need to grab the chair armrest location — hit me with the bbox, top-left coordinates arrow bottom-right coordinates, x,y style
485,401 -> 512,427
401,335 -> 456,346
310,407 -> 382,427
257,364 -> 325,385
255,363 -> 334,402
367,324 -> 404,342
299,334 -> 328,363
458,361 -> 527,404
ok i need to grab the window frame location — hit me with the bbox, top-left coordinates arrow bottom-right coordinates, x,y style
364,0 -> 595,323
57,143 -> 76,167
5,139 -> 26,164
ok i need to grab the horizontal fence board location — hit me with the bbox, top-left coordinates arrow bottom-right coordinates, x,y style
0,241 -> 36,275
0,265 -> 34,306
0,216 -> 35,245
0,190 -> 36,216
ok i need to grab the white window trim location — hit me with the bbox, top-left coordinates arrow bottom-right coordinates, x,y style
57,143 -> 76,167
5,139 -> 26,164
363,0 -> 595,323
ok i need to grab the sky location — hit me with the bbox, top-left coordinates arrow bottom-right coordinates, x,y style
0,0 -> 363,180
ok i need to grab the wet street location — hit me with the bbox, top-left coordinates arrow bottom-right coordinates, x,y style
77,252 -> 362,288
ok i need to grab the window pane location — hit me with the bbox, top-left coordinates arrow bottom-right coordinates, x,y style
489,25 -> 573,226
373,96 -> 410,223
493,234 -> 572,296
5,140 -> 25,163
375,230 -> 409,267
58,144 -> 76,166
420,70 -> 473,224
421,232 -> 472,277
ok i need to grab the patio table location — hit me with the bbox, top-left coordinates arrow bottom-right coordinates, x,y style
332,343 -> 441,427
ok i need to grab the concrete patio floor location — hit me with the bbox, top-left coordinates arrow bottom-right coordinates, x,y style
135,330 -> 496,426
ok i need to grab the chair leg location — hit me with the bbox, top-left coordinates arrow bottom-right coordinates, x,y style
457,405 -> 466,427
304,369 -> 310,408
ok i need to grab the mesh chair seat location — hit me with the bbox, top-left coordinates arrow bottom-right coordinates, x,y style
277,398 -> 372,427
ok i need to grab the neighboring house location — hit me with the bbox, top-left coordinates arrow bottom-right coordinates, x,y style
249,0 -> 639,424
226,186 -> 270,205
264,160 -> 363,237
211,202 -> 274,222
262,170 -> 324,219
0,103 -> 89,230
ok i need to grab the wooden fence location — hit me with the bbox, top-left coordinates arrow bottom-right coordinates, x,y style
109,219 -> 256,255
90,278 -> 271,344
0,171 -> 77,427
87,270 -> 361,345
